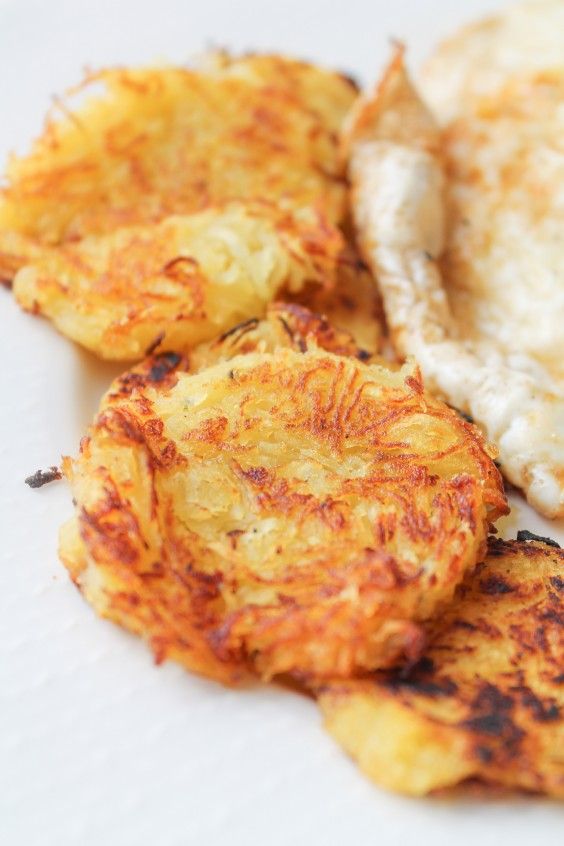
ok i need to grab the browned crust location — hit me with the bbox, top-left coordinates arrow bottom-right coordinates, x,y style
61,306 -> 507,684
319,537 -> 564,797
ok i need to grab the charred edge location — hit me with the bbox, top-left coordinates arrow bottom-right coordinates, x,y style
357,349 -> 371,362
512,685 -> 560,723
516,529 -> 561,549
479,576 -> 515,596
277,316 -> 307,352
148,352 -> 182,382
452,408 -> 474,424
277,316 -> 295,342
25,466 -> 63,489
487,537 -> 526,558
550,576 -> 564,592
218,317 -> 259,343
461,684 -> 525,756
385,657 -> 458,697
539,607 -> 564,627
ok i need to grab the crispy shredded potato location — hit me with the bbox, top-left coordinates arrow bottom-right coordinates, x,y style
13,202 -> 343,360
290,247 -> 385,354
344,48 -> 564,518
319,536 -> 564,798
0,53 -> 356,280
59,305 -> 506,683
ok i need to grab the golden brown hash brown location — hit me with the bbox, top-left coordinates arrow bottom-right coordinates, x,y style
290,248 -> 384,354
112,303 -> 382,388
59,305 -> 507,684
13,202 -> 344,360
319,537 -> 564,798
0,53 -> 357,281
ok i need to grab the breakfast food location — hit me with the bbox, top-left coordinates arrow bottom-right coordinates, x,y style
0,53 -> 356,282
13,202 -> 343,359
421,0 -> 564,123
59,305 -> 506,683
291,247 -> 384,354
343,48 -> 564,518
9,5 -> 564,806
319,536 -> 564,797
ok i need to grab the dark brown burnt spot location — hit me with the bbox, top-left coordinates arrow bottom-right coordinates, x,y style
110,372 -> 145,397
148,352 -> 182,382
479,575 -> 515,595
475,746 -> 494,763
461,683 -> 525,757
486,537 -> 510,557
385,656 -> 458,698
102,408 -> 146,445
539,607 -> 564,627
25,466 -> 63,488
512,685 -> 560,723
516,529 -> 561,549
549,576 -> 564,592
277,315 -> 297,343
218,316 -> 259,343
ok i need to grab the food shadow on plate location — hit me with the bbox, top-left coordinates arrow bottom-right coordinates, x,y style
72,344 -> 125,434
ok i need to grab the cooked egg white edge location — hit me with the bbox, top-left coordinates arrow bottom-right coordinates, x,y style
351,139 -> 564,518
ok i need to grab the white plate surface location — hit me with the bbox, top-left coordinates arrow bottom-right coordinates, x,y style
0,1 -> 562,844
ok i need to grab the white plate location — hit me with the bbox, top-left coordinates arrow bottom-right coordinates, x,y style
1,1 -> 562,844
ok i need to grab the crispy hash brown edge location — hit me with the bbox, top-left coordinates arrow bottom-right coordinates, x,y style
318,537 -> 564,798
59,305 -> 507,683
12,202 -> 346,360
0,53 -> 357,280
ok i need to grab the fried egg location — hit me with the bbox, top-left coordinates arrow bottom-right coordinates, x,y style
344,47 -> 564,517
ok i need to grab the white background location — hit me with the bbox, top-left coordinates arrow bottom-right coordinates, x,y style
1,1 -> 563,844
